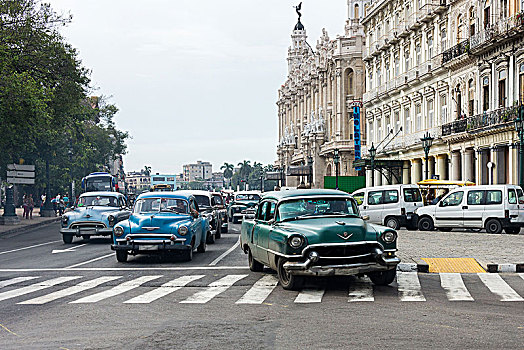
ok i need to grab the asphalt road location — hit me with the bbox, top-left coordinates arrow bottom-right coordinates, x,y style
0,223 -> 523,349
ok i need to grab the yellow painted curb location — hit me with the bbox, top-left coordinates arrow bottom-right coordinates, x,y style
421,258 -> 486,273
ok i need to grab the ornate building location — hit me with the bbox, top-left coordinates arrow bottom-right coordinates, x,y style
362,0 -> 524,186
276,1 -> 369,188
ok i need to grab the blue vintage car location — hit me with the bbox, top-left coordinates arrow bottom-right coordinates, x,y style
111,192 -> 209,262
60,192 -> 131,244
228,191 -> 261,224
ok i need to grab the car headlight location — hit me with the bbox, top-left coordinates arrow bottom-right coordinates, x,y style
382,231 -> 397,243
61,216 -> 68,224
178,226 -> 188,236
108,215 -> 115,227
114,226 -> 124,237
288,235 -> 304,248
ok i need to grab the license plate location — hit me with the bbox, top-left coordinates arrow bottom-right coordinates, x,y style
79,229 -> 96,235
140,245 -> 157,251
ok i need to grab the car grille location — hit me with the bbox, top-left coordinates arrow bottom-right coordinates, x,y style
70,221 -> 106,229
303,243 -> 382,266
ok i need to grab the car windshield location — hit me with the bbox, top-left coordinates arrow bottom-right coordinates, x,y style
85,178 -> 112,192
277,197 -> 359,221
78,196 -> 118,207
403,188 -> 422,202
194,195 -> 211,208
236,194 -> 260,201
133,198 -> 189,214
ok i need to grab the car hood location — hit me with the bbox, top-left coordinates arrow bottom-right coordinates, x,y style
233,201 -> 257,207
67,206 -> 119,221
129,213 -> 192,233
275,216 -> 375,244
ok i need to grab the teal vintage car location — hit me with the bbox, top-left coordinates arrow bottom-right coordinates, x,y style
240,189 -> 400,290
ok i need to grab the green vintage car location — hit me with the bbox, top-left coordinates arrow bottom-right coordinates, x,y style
240,189 -> 400,290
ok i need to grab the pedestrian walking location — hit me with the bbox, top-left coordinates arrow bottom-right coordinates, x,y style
56,193 -> 61,215
40,193 -> 46,213
28,194 -> 34,219
22,194 -> 29,219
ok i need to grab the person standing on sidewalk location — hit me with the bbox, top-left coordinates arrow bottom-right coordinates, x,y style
22,194 -> 29,219
28,194 -> 34,219
55,193 -> 61,215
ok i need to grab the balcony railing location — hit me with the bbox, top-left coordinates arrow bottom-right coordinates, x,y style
441,106 -> 518,136
470,12 -> 524,51
442,40 -> 469,64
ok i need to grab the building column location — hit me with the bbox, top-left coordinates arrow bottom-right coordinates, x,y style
490,146 -> 498,185
509,143 -> 518,185
428,156 -> 435,179
475,148 -> 483,185
374,170 -> 382,186
436,154 -> 448,180
464,148 -> 475,183
495,146 -> 507,184
451,151 -> 462,181
402,160 -> 411,184
509,55 -> 515,104
411,159 -> 422,184
366,168 -> 373,187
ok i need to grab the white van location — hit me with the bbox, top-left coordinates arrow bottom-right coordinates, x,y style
415,184 -> 524,234
352,184 -> 423,230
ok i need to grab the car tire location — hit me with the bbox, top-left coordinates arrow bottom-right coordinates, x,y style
116,250 -> 128,262
277,258 -> 303,290
438,228 -> 453,232
197,239 -> 207,253
385,217 -> 401,230
248,248 -> 264,272
215,223 -> 222,239
368,269 -> 396,286
485,219 -> 503,234
504,227 -> 520,234
418,217 -> 434,231
62,234 -> 73,244
206,231 -> 215,244
183,247 -> 193,261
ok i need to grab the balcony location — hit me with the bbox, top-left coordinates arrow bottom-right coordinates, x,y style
388,28 -> 400,43
418,0 -> 447,22
363,88 -> 378,103
441,106 -> 518,137
442,40 -> 469,64
395,73 -> 407,88
406,68 -> 419,83
407,12 -> 422,30
418,61 -> 432,77
470,12 -> 524,52
378,84 -> 386,96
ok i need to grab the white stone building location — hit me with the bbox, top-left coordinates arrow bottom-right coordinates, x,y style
362,0 -> 524,186
183,161 -> 213,182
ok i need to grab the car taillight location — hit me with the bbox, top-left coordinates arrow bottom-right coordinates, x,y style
401,208 -> 406,215
505,210 -> 510,218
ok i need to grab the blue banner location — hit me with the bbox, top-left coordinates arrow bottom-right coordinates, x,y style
353,105 -> 361,171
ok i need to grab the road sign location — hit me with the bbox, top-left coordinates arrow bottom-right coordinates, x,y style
7,177 -> 35,185
7,171 -> 35,178
7,164 -> 35,171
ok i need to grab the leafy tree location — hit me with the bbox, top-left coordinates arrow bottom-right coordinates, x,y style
143,166 -> 152,177
220,162 -> 234,188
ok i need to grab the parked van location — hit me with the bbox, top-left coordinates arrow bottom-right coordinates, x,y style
352,184 -> 423,230
415,185 -> 524,234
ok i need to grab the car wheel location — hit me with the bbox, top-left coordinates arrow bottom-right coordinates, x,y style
206,231 -> 215,244
438,228 -> 453,232
62,234 -> 73,244
368,269 -> 396,286
116,250 -> 128,262
197,239 -> 207,253
277,258 -> 303,290
485,219 -> 503,234
385,217 -> 400,230
215,223 -> 222,239
248,248 -> 264,272
504,227 -> 520,234
82,235 -> 90,240
418,217 -> 434,231
183,247 -> 193,261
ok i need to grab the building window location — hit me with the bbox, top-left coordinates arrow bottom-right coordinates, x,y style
468,79 -> 475,116
440,27 -> 447,52
440,94 -> 448,123
394,110 -> 400,132
385,59 -> 390,81
484,7 -> 490,28
456,86 -> 462,119
428,100 -> 434,128
415,104 -> 422,130
404,49 -> 410,72
457,14 -> 464,42
369,71 -> 373,90
499,70 -> 507,108
377,118 -> 382,140
354,4 -> 359,19
404,107 -> 411,134
377,65 -> 382,86
501,0 -> 508,18
347,69 -> 354,96
415,41 -> 421,66
394,55 -> 400,77
469,7 -> 476,36
427,35 -> 434,59
483,76 -> 490,111
519,63 -> 524,104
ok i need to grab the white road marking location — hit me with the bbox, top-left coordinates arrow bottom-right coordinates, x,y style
19,276 -> 122,305
236,275 -> 279,304
0,241 -> 61,256
348,277 -> 374,302
0,276 -> 81,302
0,276 -> 39,288
70,275 -> 162,304
519,273 -> 524,282
0,266 -> 251,272
397,272 -> 426,302
52,243 -> 88,254
209,236 -> 240,266
478,273 -> 524,302
440,273 -> 474,301
66,253 -> 114,268
123,275 -> 205,304
295,289 -> 325,303
180,274 -> 248,304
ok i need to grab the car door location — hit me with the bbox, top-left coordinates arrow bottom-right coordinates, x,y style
252,201 -> 270,264
382,189 -> 399,224
189,199 -> 203,246
434,191 -> 464,228
515,187 -> 524,223
365,190 -> 384,224
484,189 -> 504,225
464,190 -> 485,228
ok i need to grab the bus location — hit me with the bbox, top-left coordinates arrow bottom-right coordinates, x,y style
81,172 -> 118,193
150,174 -> 176,191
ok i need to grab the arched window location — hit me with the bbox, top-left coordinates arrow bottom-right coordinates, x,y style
457,14 -> 464,42
469,7 -> 476,36
354,4 -> 359,19
468,79 -> 475,116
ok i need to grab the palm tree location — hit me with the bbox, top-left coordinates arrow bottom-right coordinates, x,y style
237,160 -> 252,190
143,166 -> 151,177
221,162 -> 234,189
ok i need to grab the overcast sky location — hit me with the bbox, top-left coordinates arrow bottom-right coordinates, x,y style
48,0 -> 348,174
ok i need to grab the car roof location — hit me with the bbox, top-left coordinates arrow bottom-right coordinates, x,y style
262,189 -> 351,201
235,191 -> 261,195
176,190 -> 211,198
137,191 -> 192,200
81,191 -> 122,197
353,184 -> 419,192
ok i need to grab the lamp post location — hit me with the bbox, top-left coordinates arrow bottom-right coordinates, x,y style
421,131 -> 434,180
369,143 -> 376,186
307,155 -> 313,188
333,149 -> 340,190
514,107 -> 524,188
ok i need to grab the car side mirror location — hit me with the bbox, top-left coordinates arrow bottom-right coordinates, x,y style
362,215 -> 370,221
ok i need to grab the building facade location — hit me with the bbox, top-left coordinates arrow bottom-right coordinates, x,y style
125,171 -> 151,194
362,0 -> 524,186
182,161 -> 213,182
276,0 -> 369,188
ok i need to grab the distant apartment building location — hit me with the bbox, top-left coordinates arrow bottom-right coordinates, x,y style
126,171 -> 151,193
183,161 -> 213,181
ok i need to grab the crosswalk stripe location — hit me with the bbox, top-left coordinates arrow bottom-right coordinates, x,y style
236,275 -> 279,304
519,273 -> 524,282
180,274 -> 248,304
124,275 -> 205,304
0,276 -> 39,288
70,276 -> 162,304
0,276 -> 82,302
477,273 -> 524,302
439,273 -> 474,301
295,289 -> 325,303
19,276 -> 122,305
348,277 -> 374,302
397,272 -> 426,301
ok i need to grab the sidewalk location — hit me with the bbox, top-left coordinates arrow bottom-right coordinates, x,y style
397,229 -> 524,272
0,208 -> 60,235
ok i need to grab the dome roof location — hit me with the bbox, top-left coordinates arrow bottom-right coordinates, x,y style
294,20 -> 305,31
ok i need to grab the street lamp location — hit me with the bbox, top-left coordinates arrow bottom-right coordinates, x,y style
421,131 -> 434,180
307,155 -> 313,188
369,143 -> 377,186
514,108 -> 524,188
333,148 -> 340,190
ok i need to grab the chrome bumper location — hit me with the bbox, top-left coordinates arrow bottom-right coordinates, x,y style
60,227 -> 113,236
